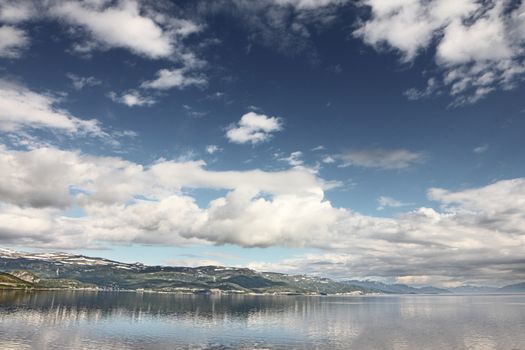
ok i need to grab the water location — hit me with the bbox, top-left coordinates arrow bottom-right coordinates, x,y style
0,291 -> 524,349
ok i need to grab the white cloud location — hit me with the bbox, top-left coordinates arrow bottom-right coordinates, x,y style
0,80 -> 136,148
2,1 -> 204,64
0,143 -> 524,285
271,0 -> 348,10
377,196 -> 411,210
473,144 -> 489,154
279,151 -> 303,167
66,73 -> 101,90
247,177 -> 525,285
404,77 -> 439,100
0,1 -> 35,24
355,0 -> 478,62
108,90 -> 155,107
141,68 -> 207,90
0,144 -> 327,209
436,2 -> 512,65
226,112 -> 283,144
166,257 -> 223,267
355,0 -> 525,104
338,148 -> 424,169
0,25 -> 28,58
0,146 -> 89,209
52,0 -> 168,57
427,178 -> 525,226
51,0 -> 200,59
321,155 -> 335,164
0,79 -> 103,135
0,143 -> 328,248
149,160 -> 325,197
205,145 -> 221,154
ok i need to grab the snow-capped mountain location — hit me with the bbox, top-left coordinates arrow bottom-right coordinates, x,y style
0,248 -> 367,294
0,248 -> 142,270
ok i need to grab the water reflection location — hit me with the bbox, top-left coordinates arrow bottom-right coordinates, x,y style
0,291 -> 524,349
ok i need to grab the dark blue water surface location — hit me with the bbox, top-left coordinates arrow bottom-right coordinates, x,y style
0,291 -> 524,349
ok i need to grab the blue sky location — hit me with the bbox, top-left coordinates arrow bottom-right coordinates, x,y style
1,0 -> 525,287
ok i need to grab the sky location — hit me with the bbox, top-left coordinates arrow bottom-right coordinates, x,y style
0,0 -> 524,287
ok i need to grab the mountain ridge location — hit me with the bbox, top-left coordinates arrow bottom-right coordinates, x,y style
1,249 -> 524,295
0,248 -> 367,295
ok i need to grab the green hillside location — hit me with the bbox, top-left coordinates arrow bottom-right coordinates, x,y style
0,252 -> 368,294
0,272 -> 33,289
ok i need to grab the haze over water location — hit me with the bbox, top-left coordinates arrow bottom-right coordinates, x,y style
1,291 -> 524,350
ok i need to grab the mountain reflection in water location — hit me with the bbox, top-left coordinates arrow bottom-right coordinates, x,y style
0,290 -> 524,349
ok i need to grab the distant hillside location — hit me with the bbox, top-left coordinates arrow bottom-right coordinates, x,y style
0,248 -> 367,295
1,249 -> 523,295
345,279 -> 525,294
500,282 -> 525,293
344,280 -> 418,294
448,285 -> 499,294
0,272 -> 33,289
417,286 -> 451,294
343,280 -> 451,294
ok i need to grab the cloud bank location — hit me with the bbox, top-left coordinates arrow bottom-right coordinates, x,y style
355,0 -> 525,104
0,144 -> 524,286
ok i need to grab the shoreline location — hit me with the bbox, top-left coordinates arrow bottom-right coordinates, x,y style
0,287 -> 372,296
2,287 -> 522,297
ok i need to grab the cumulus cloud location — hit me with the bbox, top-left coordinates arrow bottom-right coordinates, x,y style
108,90 -> 155,107
66,73 -> 101,90
427,178 -> 525,236
355,0 -> 525,104
226,112 -> 283,144
279,151 -> 304,167
0,1 -> 36,23
338,148 -> 424,169
0,146 -> 88,209
0,144 -> 329,248
205,145 -> 221,154
0,143 -> 524,285
321,155 -> 335,164
248,200 -> 525,286
141,68 -> 207,90
0,80 -> 137,149
0,0 -> 204,63
0,0 -> 35,61
251,178 -> 525,286
0,79 -> 103,135
377,196 -> 412,210
0,25 -> 28,58
50,0 -> 200,59
0,145 -> 327,210
355,0 -> 477,62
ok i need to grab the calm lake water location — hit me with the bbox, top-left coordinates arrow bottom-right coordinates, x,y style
0,291 -> 524,349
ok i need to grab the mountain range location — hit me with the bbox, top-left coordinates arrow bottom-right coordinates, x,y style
343,280 -> 451,294
1,249 -> 524,295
